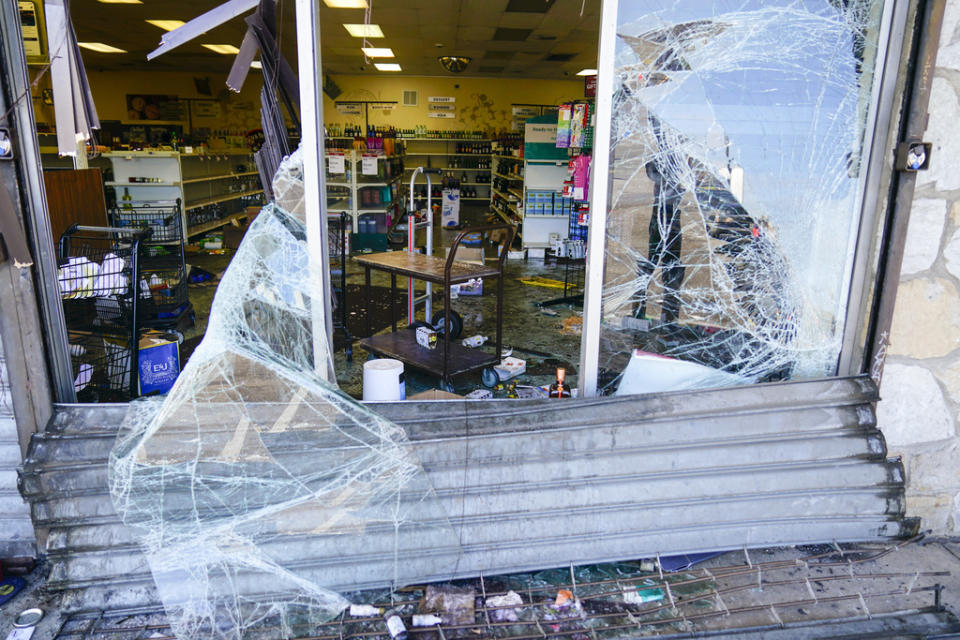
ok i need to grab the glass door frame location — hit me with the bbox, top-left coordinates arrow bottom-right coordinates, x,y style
578,0 -> 912,397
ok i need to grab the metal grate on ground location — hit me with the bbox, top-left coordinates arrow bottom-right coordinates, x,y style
52,536 -> 953,640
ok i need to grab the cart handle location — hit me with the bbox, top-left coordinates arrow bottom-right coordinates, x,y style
64,224 -> 153,240
444,223 -> 516,280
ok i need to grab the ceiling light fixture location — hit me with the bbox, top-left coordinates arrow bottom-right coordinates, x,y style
343,23 -> 384,38
361,47 -> 394,58
77,42 -> 127,53
323,0 -> 368,7
145,20 -> 186,31
576,68 -> 598,76
251,60 -> 262,69
438,56 -> 471,73
202,44 -> 241,54
374,63 -> 402,71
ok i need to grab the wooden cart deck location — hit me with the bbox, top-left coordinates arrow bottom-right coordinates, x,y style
354,251 -> 499,284
358,329 -> 498,378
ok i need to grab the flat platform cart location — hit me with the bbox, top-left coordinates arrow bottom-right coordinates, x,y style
356,224 -> 515,388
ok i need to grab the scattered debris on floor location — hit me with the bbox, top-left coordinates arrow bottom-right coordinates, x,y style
48,536 -> 957,639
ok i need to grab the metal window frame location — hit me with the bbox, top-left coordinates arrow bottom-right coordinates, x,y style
579,0 -> 916,397
295,0 -> 335,384
0,0 -> 74,402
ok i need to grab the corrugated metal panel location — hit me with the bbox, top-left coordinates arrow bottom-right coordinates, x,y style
0,340 -> 36,557
20,375 -> 915,612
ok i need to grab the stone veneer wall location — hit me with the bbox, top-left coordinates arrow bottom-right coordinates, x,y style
876,0 -> 960,532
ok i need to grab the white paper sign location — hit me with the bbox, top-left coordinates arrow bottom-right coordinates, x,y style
328,154 -> 345,174
428,112 -> 456,119
428,96 -> 455,103
428,103 -> 456,112
361,154 -> 378,175
525,122 -> 558,144
370,103 -> 394,110
336,103 -> 362,115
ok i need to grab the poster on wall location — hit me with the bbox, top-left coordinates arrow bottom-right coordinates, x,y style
19,0 -> 45,62
126,95 -> 184,121
584,74 -> 597,98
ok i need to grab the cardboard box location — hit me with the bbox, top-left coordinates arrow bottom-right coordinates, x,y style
416,325 -> 438,349
445,246 -> 485,265
138,330 -> 180,395
409,389 -> 462,400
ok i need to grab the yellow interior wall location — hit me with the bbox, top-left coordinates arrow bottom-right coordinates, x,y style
323,75 -> 584,132
32,69 -> 584,135
32,69 -> 264,133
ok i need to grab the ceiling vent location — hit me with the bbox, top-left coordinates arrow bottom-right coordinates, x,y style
402,89 -> 418,107
544,52 -> 576,62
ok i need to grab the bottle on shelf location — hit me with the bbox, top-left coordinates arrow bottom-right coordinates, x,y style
549,368 -> 572,398
121,187 -> 133,210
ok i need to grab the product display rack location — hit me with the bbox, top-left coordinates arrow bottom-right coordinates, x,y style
103,150 -> 264,241
401,138 -> 492,203
521,157 -> 571,250
490,155 -> 524,239
325,150 -> 403,246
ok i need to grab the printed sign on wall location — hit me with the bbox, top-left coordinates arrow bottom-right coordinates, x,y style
126,95 -> 184,121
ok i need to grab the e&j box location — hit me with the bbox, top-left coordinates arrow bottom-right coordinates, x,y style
138,331 -> 180,395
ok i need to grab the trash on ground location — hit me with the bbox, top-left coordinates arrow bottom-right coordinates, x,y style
422,585 -> 475,626
485,590 -> 523,622
349,604 -> 382,617
623,586 -> 665,605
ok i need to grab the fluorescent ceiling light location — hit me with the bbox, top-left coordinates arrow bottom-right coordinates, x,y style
98,0 -> 143,4
374,63 -> 401,71
324,0 -> 368,7
251,60 -> 262,69
202,44 -> 241,54
343,23 -> 384,38
77,42 -> 127,53
576,68 -> 598,76
145,19 -> 186,31
361,47 -> 394,58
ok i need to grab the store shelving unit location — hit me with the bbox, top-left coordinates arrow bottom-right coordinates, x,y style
490,155 -> 524,239
521,158 -> 570,250
325,150 -> 403,246
103,150 -> 264,240
401,138 -> 492,203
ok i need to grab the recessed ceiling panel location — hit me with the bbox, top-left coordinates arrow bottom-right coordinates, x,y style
492,27 -> 533,41
504,0 -> 556,13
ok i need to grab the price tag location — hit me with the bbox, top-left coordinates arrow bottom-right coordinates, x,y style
361,154 -> 378,176
328,154 -> 345,174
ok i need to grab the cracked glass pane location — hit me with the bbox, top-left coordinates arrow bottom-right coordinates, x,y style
109,150 -> 460,640
601,0 -> 885,394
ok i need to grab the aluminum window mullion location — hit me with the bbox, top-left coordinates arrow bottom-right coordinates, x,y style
578,0 -> 620,398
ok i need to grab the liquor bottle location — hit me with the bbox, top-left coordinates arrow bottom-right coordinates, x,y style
121,187 -> 133,210
549,368 -> 571,398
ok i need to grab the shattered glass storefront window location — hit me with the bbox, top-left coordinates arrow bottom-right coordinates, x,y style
600,0 -> 886,394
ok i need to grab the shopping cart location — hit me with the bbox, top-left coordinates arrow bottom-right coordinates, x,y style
109,200 -> 194,333
58,225 -> 149,402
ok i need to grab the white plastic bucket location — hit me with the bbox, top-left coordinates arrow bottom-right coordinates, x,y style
362,358 -> 405,401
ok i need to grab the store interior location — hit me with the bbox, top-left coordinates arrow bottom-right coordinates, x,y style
36,0 -> 604,402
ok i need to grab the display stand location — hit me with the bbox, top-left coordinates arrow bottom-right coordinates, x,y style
329,211 -> 353,361
102,150 -> 263,240
521,114 -> 570,253
325,149 -> 402,251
